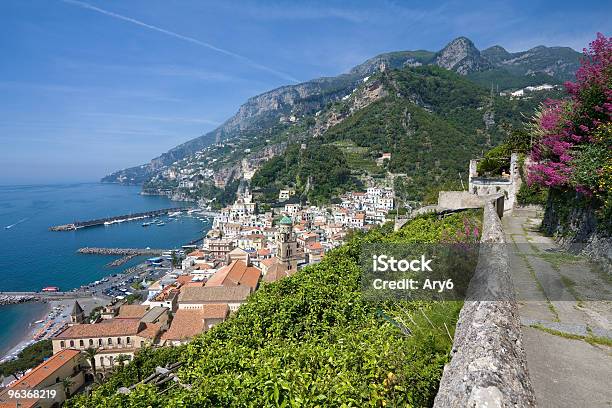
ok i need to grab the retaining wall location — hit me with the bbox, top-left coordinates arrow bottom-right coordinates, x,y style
433,202 -> 535,407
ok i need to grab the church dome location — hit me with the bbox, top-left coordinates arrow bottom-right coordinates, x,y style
279,216 -> 293,225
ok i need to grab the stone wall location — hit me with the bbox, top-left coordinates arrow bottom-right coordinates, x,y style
542,189 -> 611,274
433,202 -> 535,407
468,153 -> 523,212
437,191 -> 505,218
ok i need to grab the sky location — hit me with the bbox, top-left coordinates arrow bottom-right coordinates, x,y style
0,0 -> 610,184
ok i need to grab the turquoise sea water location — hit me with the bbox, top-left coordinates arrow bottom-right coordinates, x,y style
0,183 -> 210,355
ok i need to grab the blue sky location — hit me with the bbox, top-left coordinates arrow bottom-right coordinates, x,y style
0,0 -> 609,184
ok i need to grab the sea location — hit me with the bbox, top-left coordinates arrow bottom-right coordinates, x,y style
0,182 -> 211,356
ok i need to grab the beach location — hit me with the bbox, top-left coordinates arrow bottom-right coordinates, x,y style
0,297 -> 107,366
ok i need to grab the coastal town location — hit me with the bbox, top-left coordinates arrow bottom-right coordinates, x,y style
0,182 -> 398,406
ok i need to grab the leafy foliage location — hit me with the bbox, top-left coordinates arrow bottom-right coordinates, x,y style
527,33 -> 611,226
467,68 -> 560,91
251,142 -> 363,204
0,340 -> 52,379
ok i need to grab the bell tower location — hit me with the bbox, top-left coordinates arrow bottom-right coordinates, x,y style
277,216 -> 298,271
70,300 -> 85,324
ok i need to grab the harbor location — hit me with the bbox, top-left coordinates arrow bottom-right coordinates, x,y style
0,183 -> 214,362
48,206 -> 192,231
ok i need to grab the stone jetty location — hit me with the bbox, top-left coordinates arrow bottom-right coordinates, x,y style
49,207 -> 190,231
106,254 -> 138,268
0,293 -> 38,305
77,247 -> 167,256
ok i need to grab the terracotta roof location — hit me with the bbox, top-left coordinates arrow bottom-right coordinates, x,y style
260,258 -> 276,268
138,323 -> 162,339
53,318 -> 160,339
178,286 -> 251,303
201,303 -> 230,319
263,262 -> 294,283
153,287 -> 179,302
228,247 -> 249,256
307,242 -> 323,251
188,250 -> 205,257
206,260 -> 260,289
177,275 -> 195,286
257,248 -> 271,256
8,349 -> 81,389
0,350 -> 82,405
117,304 -> 149,319
161,310 -> 205,341
161,304 -> 229,341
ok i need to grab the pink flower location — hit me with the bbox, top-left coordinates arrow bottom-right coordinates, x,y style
527,33 -> 611,193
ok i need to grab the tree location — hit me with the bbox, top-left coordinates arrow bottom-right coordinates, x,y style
83,348 -> 99,382
170,251 -> 180,268
62,376 -> 75,399
0,340 -> 52,380
115,354 -> 130,371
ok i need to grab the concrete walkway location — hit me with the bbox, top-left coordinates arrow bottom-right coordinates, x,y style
503,208 -> 612,408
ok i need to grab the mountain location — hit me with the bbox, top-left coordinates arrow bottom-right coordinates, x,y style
482,44 -> 581,80
433,37 -> 492,75
250,65 -> 560,203
102,36 -> 581,186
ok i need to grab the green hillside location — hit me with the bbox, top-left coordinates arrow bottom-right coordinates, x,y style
251,65 -> 559,203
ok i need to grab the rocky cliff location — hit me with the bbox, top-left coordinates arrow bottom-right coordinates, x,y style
433,37 -> 492,75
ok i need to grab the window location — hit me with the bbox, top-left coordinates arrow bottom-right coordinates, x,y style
89,339 -> 94,346
60,341 -> 65,348
126,337 -> 131,344
117,337 -> 122,344
140,341 -> 144,347
79,340 -> 84,347
69,340 -> 74,347
107,338 -> 113,345
98,339 -> 103,346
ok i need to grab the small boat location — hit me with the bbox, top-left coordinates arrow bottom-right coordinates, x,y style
142,222 -> 151,227
157,222 -> 165,226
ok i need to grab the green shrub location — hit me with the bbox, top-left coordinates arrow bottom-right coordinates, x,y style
0,340 -> 53,379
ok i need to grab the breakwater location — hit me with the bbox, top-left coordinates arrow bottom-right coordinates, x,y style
0,291 -> 92,305
49,207 -> 190,231
0,294 -> 38,306
77,247 -> 166,256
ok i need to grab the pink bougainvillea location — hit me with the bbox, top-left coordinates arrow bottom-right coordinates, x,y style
528,33 -> 612,192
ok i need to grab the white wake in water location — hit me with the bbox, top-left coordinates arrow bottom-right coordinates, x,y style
4,218 -> 28,229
